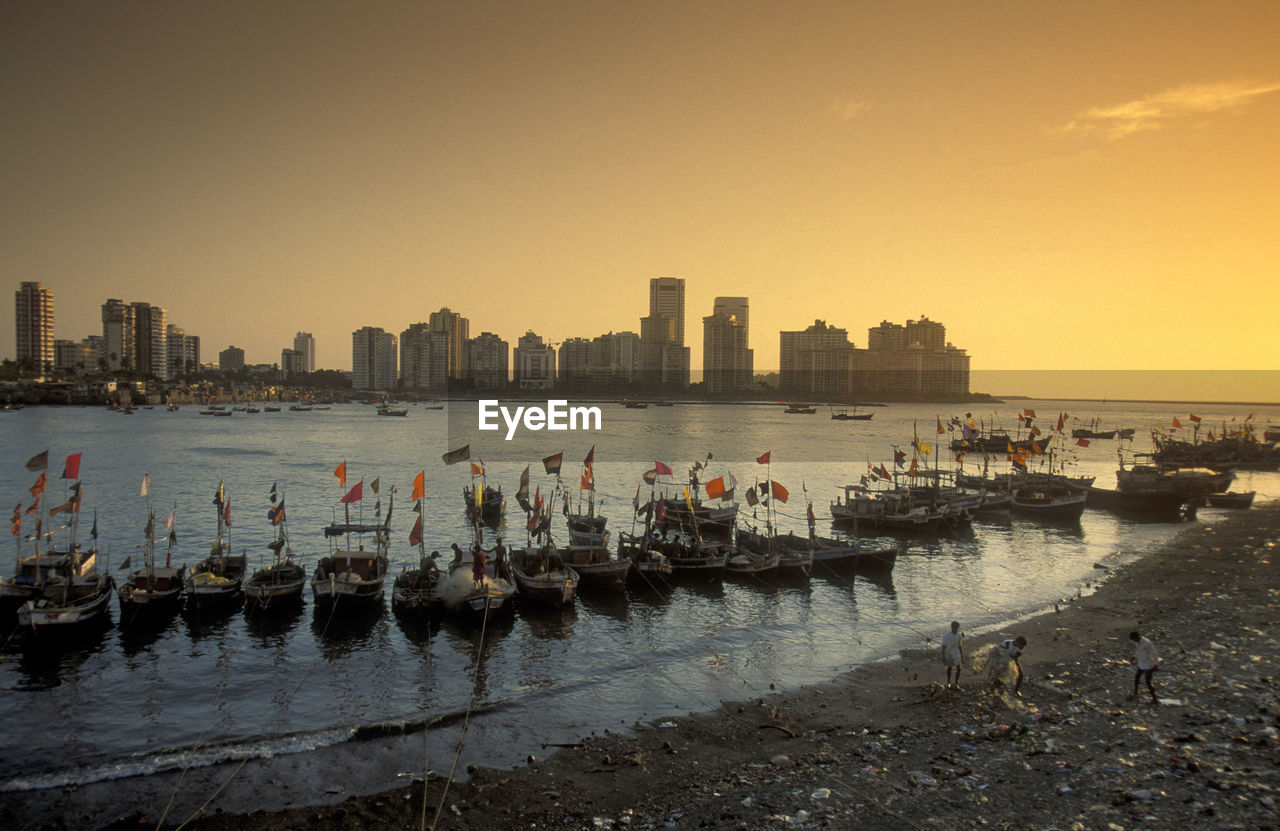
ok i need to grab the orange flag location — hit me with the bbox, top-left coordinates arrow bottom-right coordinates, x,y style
411,471 -> 425,501
334,460 -> 347,486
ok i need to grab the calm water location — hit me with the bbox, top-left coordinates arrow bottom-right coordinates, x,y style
1,399 -> 1275,820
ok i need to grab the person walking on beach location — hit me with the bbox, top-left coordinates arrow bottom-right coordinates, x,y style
1127,630 -> 1160,705
941,621 -> 965,689
998,636 -> 1027,696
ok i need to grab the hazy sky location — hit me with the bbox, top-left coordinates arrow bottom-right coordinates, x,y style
3,1 -> 1278,398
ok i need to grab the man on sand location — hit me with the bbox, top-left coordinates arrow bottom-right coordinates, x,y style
941,621 -> 965,689
1127,630 -> 1160,705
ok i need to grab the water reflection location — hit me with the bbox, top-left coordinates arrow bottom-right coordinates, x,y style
244,601 -> 305,645
9,618 -> 113,690
312,605 -> 384,657
520,604 -> 578,640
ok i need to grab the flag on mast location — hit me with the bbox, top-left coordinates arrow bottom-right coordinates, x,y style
334,460 -> 347,485
62,453 -> 82,480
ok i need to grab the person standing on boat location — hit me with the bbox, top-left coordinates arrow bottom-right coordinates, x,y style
471,544 -> 487,587
450,542 -> 465,570
1127,630 -> 1160,705
941,621 -> 965,690
492,537 -> 508,581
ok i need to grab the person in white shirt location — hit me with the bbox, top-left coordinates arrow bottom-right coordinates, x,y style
1127,630 -> 1160,705
941,621 -> 965,689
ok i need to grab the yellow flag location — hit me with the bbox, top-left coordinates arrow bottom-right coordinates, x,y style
474,483 -> 483,509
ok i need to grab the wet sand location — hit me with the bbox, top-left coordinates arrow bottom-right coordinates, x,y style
29,503 -> 1280,830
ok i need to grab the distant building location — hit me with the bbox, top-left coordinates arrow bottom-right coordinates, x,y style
130,302 -> 168,379
166,325 -> 200,378
281,348 -> 305,379
53,339 -> 95,374
513,331 -> 556,390
293,331 -> 316,372
703,297 -> 752,392
466,332 -> 509,390
219,345 -> 245,371
594,330 -> 640,384
429,308 -> 469,381
101,298 -> 135,371
862,317 -> 969,399
558,337 -> 592,384
15,282 -> 55,374
649,277 -> 686,345
779,320 -> 856,397
352,327 -> 397,390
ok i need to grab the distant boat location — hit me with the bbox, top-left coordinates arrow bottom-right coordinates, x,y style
623,400 -> 649,409
831,405 -> 873,421
376,405 -> 408,416
784,401 -> 817,414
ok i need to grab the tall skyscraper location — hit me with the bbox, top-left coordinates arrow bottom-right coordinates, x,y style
703,297 -> 753,392
429,307 -> 469,380
101,299 -> 135,371
466,332 -> 509,390
352,327 -> 397,390
293,331 -> 316,372
648,277 -> 686,345
513,331 -> 556,390
166,324 -> 200,378
130,302 -> 169,379
15,282 -> 54,374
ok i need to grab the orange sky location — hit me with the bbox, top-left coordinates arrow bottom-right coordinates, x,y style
3,2 -> 1278,400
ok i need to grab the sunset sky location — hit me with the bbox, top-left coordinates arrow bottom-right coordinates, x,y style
3,2 -> 1278,400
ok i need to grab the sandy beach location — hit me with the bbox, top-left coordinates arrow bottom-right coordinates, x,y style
119,501 -> 1280,831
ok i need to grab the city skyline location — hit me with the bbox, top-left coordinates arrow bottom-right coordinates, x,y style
2,3 -> 1278,401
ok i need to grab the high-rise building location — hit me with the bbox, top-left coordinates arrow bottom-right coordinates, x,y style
399,322 -> 432,389
513,331 -> 556,390
219,345 -> 245,371
281,348 -> 305,378
130,302 -> 168,379
293,331 -> 316,372
703,297 -> 752,392
15,282 -> 55,374
466,332 -> 509,390
649,277 -> 686,345
101,299 -> 135,371
166,325 -> 200,378
864,317 -> 969,398
558,337 -> 592,384
352,327 -> 397,390
429,308 -> 469,380
53,339 -> 95,374
779,320 -> 855,397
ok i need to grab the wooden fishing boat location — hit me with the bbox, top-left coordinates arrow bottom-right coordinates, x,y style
463,484 -> 505,525
772,532 -> 897,573
18,571 -> 114,633
437,544 -> 516,618
509,545 -> 578,608
391,554 -> 443,617
1071,483 -> 1198,521
724,548 -> 780,580
735,527 -> 811,577
784,401 -> 817,414
831,406 -> 874,421
245,489 -> 305,613
561,543 -> 631,591
617,532 -> 674,586
1009,477 -> 1087,522
2,549 -> 98,619
659,536 -> 728,580
1204,491 -> 1255,509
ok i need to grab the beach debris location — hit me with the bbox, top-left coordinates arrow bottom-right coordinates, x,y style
770,754 -> 795,768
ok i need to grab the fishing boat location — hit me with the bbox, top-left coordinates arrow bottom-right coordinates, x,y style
831,405 -> 874,421
622,399 -> 649,409
617,532 -> 674,586
376,405 -> 408,417
830,485 -> 950,533
735,526 -> 812,577
17,568 -> 114,634
244,487 -> 305,613
118,501 -> 185,619
185,481 -> 247,610
312,479 -> 390,612
1205,491 -> 1255,509
437,542 -> 516,618
657,534 -> 729,580
509,543 -> 578,608
1071,482 -> 1198,521
771,531 -> 898,573
724,546 -> 780,580
1008,473 -> 1087,521
784,401 -> 817,414
392,480 -> 443,617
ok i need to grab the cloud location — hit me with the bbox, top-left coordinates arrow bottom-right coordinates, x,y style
1059,80 -> 1280,140
829,97 -> 871,121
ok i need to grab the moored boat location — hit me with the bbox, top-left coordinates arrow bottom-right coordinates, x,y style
244,487 -> 305,613
509,543 -> 578,608
311,472 -> 390,612
185,480 -> 247,610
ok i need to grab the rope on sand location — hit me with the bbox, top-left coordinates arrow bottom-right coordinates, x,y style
428,595 -> 491,831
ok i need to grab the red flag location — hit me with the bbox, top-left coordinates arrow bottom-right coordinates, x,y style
334,461 -> 347,486
1172,417 -> 1182,429
876,464 -> 891,481
653,461 -> 673,477
29,472 -> 47,498
705,476 -> 726,500
411,471 -> 425,501
633,483 -> 641,510
340,480 -> 363,504
770,481 -> 789,503
756,451 -> 771,465
1189,413 -> 1201,424
1056,413 -> 1065,433
223,498 -> 232,527
62,453 -> 82,480
580,464 -> 594,491
583,445 -> 595,468
908,458 -> 919,477
408,515 -> 423,547
1076,438 -> 1091,447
